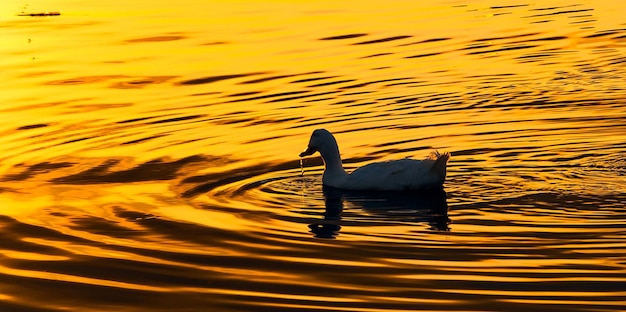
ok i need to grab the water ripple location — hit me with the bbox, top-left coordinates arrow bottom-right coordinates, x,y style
1,1 -> 625,311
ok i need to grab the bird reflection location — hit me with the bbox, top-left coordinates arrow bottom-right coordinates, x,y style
309,186 -> 450,238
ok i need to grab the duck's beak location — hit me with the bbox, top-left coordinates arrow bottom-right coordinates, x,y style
299,146 -> 316,157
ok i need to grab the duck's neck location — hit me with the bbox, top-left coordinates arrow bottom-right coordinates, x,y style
319,144 -> 347,177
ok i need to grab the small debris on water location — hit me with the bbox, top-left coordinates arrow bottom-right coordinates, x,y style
134,215 -> 158,222
17,12 -> 61,17
300,159 -> 304,177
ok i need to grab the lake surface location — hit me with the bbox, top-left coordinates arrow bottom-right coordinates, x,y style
1,0 -> 625,311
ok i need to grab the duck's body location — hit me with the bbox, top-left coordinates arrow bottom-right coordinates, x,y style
300,129 -> 449,191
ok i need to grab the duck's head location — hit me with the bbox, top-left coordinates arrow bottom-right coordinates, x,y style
299,128 -> 337,157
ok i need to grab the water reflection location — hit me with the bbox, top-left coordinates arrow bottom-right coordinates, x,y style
2,0 -> 626,311
310,185 -> 449,238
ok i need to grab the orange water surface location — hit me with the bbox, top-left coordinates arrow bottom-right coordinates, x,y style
1,0 -> 625,311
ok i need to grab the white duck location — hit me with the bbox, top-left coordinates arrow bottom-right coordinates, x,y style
299,129 -> 450,191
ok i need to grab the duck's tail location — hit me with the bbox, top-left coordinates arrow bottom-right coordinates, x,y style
430,151 -> 450,181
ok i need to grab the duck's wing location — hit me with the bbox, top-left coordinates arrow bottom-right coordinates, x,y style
347,159 -> 434,191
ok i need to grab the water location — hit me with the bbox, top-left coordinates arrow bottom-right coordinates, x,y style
1,0 -> 625,311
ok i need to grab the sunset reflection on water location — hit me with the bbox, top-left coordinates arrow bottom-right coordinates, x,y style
1,0 -> 625,311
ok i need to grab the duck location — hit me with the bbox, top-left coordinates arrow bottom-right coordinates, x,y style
299,129 -> 450,191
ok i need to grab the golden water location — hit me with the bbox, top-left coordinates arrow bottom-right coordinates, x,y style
1,0 -> 625,311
